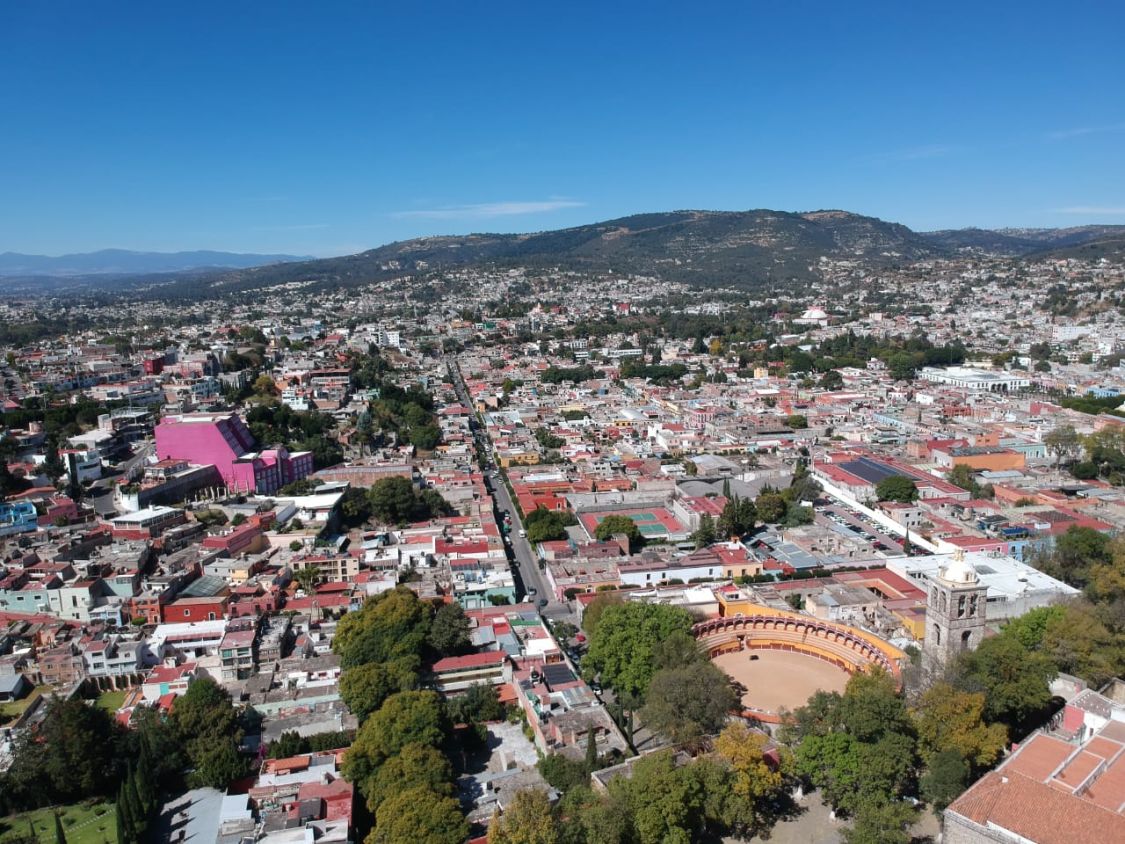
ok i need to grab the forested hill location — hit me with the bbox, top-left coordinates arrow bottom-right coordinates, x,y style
7,212 -> 1123,299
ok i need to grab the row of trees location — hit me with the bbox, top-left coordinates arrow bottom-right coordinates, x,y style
1046,424 -> 1125,485
334,588 -> 510,842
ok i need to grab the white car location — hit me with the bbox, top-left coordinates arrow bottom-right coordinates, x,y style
518,529 -> 526,538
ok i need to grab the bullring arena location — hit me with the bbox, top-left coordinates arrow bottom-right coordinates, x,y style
694,608 -> 905,723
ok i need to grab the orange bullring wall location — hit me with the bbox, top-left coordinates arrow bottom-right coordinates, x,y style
697,597 -> 906,722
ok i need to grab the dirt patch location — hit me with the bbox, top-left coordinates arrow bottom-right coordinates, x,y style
714,649 -> 850,715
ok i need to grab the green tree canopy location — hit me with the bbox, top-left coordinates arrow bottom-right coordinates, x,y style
364,743 -> 454,815
609,750 -> 704,844
790,672 -> 917,816
593,515 -> 643,551
754,491 -> 787,524
371,785 -> 467,844
344,691 -> 449,785
841,795 -> 917,844
582,602 -> 694,700
691,513 -> 717,548
875,475 -> 918,503
525,507 -> 578,543
581,594 -> 622,640
3,696 -> 120,807
366,475 -> 450,524
640,661 -> 737,743
332,586 -> 435,668
953,633 -> 1056,737
717,496 -> 756,539
912,682 -> 1006,770
446,682 -> 506,725
171,678 -> 248,789
428,601 -> 472,657
919,750 -> 969,814
488,788 -> 559,844
338,656 -> 421,723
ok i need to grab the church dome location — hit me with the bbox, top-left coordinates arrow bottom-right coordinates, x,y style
940,553 -> 978,585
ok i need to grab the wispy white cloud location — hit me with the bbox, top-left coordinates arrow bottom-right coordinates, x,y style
1046,123 -> 1125,140
250,223 -> 330,231
860,144 -> 958,164
393,199 -> 585,220
1054,206 -> 1125,215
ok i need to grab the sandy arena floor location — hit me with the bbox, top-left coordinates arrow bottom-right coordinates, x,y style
713,649 -> 850,715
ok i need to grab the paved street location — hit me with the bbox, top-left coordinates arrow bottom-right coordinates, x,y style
88,441 -> 153,516
447,357 -> 567,618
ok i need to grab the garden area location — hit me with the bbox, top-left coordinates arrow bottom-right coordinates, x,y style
0,686 -> 50,727
0,802 -> 117,844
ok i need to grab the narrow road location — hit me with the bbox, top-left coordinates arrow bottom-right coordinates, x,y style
446,357 -> 566,616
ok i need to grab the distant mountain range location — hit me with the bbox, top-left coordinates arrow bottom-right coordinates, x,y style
188,211 -> 1125,296
0,248 -> 311,277
4,212 -> 1124,297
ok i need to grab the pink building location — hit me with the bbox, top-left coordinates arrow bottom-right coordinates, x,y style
155,412 -> 314,494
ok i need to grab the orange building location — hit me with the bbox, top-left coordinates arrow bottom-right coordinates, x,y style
937,446 -> 1026,472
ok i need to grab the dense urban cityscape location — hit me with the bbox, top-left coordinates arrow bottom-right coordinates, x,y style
0,229 -> 1121,844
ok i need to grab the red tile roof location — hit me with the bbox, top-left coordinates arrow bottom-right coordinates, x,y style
948,770 -> 1125,843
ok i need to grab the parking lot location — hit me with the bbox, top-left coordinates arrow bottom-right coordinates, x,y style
817,504 -> 908,556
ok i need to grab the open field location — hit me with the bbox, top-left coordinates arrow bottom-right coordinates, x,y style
95,689 -> 128,712
0,802 -> 117,844
714,649 -> 850,715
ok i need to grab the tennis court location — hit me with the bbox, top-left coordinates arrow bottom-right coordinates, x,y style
579,508 -> 686,539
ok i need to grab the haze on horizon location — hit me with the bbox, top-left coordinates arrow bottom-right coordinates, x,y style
2,1 -> 1123,258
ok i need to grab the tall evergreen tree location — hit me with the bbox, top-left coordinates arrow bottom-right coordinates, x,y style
127,765 -> 147,838
585,728 -> 598,772
116,781 -> 134,844
135,742 -> 158,816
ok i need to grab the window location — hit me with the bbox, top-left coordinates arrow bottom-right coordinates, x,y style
934,625 -> 941,646
961,630 -> 972,650
184,609 -> 190,617
958,595 -> 966,618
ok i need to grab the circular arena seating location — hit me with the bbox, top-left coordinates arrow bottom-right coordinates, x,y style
695,613 -> 904,722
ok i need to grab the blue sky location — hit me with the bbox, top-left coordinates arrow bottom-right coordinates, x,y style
2,1 -> 1123,256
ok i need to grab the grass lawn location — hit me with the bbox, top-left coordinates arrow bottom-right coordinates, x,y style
0,685 -> 51,726
95,689 -> 128,712
0,802 -> 117,844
